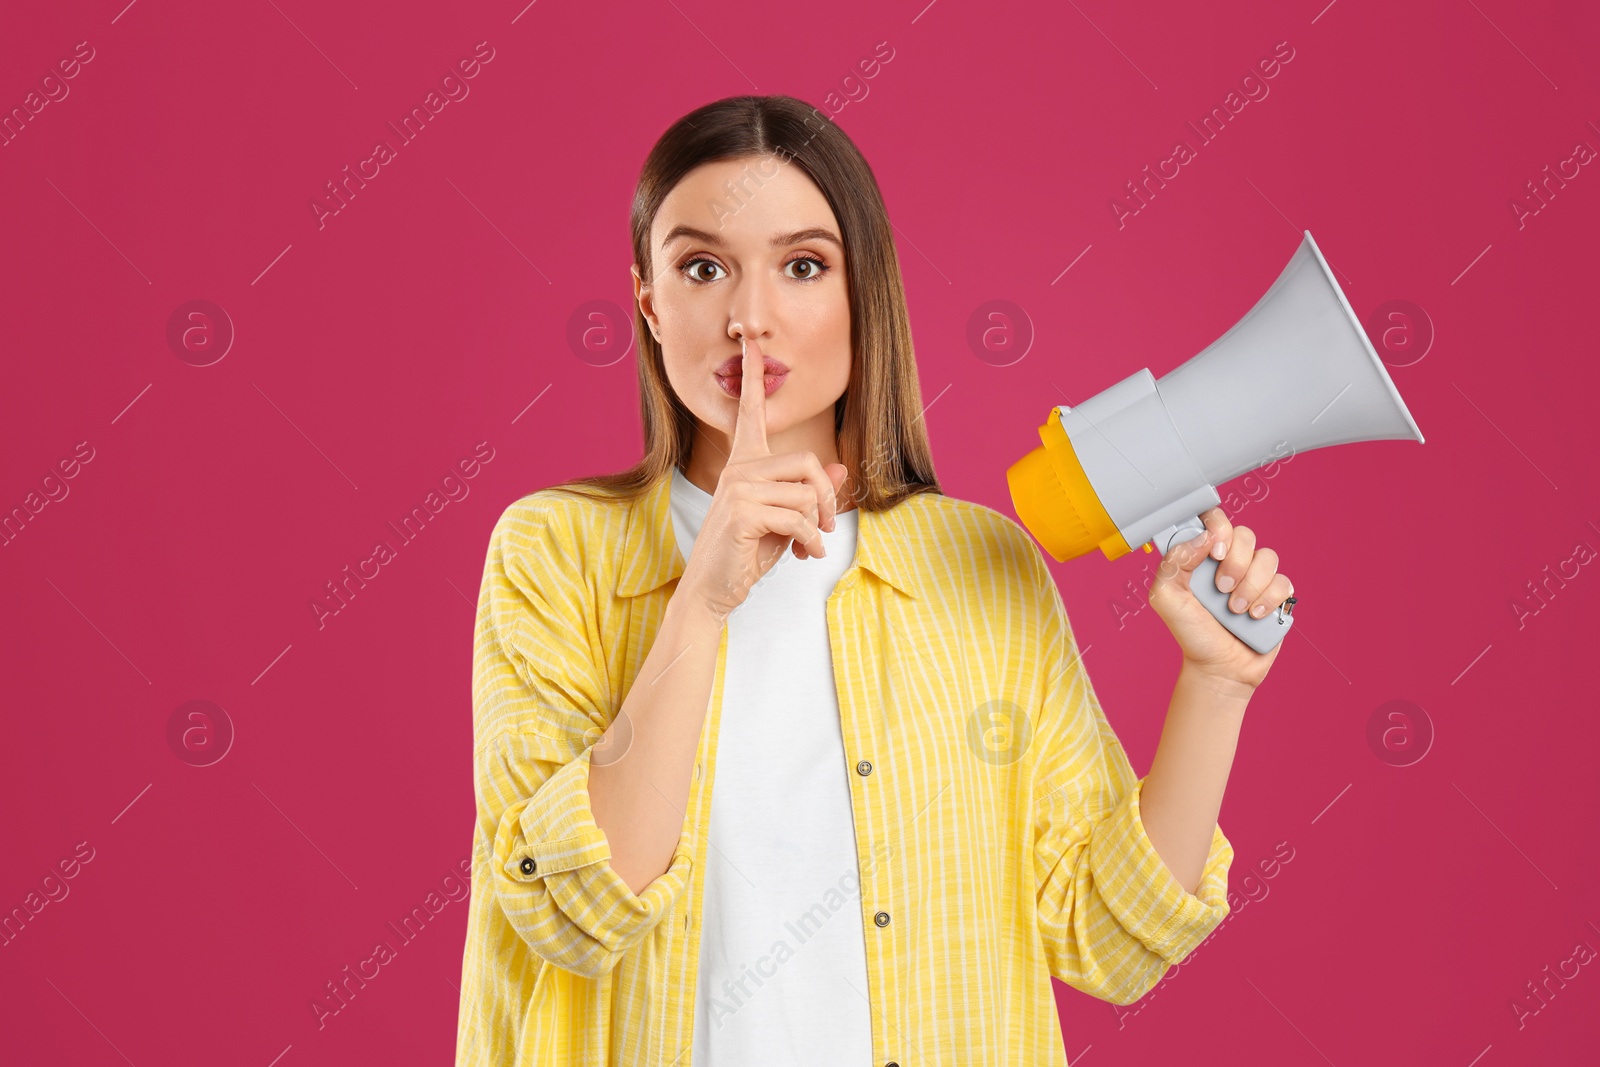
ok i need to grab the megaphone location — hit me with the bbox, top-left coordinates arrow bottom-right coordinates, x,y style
1007,231 -> 1424,654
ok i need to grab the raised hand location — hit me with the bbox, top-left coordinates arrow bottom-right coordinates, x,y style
1148,507 -> 1295,690
675,333 -> 847,624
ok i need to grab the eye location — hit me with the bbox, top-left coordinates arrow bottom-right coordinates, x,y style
784,253 -> 831,282
678,256 -> 726,284
675,252 -> 834,286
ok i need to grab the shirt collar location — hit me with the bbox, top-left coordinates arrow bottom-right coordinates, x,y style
615,472 -> 924,600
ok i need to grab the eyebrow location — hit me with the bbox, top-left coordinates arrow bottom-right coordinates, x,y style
660,224 -> 843,252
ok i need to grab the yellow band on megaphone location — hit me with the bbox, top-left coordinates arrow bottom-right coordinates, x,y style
1006,407 -> 1133,563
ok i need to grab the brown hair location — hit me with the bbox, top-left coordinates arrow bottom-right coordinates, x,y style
548,94 -> 941,512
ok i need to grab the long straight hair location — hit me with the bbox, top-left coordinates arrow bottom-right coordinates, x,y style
550,94 -> 941,512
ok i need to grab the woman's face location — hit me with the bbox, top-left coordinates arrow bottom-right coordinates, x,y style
635,154 -> 852,464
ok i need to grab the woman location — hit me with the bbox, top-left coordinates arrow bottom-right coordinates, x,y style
456,94 -> 1292,1066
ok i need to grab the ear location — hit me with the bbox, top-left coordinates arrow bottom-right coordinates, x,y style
631,263 -> 662,342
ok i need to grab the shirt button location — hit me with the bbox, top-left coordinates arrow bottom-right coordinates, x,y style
874,911 -> 890,927
856,760 -> 873,776
519,857 -> 536,875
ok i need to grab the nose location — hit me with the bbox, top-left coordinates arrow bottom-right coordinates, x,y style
729,319 -> 772,349
726,278 -> 776,345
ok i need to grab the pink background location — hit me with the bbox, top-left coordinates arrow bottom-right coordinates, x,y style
3,0 -> 1598,1063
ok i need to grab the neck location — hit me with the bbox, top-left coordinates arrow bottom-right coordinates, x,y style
683,409 -> 855,512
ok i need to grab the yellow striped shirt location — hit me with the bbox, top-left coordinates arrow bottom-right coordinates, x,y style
456,473 -> 1233,1065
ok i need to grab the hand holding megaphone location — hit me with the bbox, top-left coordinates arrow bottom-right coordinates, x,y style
1148,507 -> 1295,685
1007,231 -> 1424,656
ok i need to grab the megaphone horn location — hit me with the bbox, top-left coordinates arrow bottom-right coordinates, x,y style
1007,230 -> 1424,654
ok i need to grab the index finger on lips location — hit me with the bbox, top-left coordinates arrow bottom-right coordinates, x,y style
729,332 -> 769,461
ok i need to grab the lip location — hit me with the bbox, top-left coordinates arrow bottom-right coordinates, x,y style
715,353 -> 788,377
716,370 -> 788,398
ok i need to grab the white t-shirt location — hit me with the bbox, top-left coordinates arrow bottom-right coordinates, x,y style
670,466 -> 874,1065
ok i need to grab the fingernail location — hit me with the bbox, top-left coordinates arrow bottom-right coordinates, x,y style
1230,595 -> 1248,613
1212,541 -> 1227,560
1216,574 -> 1235,593
1250,604 -> 1268,618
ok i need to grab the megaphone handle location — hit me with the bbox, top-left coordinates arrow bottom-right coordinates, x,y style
1156,516 -> 1295,655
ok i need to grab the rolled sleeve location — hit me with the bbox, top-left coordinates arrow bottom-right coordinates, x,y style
1023,529 -> 1233,1005
1086,774 -> 1232,964
488,734 -> 694,978
466,495 -> 693,982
